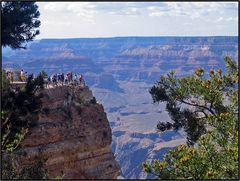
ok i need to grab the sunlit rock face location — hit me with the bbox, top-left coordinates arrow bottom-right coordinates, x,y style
14,85 -> 120,179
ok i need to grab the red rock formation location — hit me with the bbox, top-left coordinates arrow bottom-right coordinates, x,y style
15,85 -> 120,179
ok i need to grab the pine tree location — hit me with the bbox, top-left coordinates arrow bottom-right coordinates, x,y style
143,56 -> 238,179
1,1 -> 40,49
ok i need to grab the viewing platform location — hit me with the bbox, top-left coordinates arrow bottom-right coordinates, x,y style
10,81 -> 27,90
9,81 -> 86,90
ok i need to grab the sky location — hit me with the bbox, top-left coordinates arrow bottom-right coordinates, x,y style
36,2 -> 238,39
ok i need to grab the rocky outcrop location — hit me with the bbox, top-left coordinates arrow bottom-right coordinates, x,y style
14,85 -> 120,179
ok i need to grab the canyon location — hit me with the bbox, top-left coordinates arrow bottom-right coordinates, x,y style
2,36 -> 238,178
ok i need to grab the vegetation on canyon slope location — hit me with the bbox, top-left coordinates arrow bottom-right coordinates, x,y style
143,56 -> 238,179
1,0 -> 41,154
1,71 -> 45,153
1,71 -> 47,179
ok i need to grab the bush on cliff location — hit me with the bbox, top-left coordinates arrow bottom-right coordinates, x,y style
2,154 -> 49,179
1,0 -> 42,153
1,72 -> 45,153
143,56 -> 238,179
1,71 -> 51,179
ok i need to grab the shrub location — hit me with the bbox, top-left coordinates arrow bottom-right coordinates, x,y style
2,154 -> 49,179
90,97 -> 97,104
1,71 -> 45,153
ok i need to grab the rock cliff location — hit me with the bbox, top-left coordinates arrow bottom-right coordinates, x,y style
13,85 -> 120,179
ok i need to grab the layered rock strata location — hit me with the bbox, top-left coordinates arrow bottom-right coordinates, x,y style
14,85 -> 120,179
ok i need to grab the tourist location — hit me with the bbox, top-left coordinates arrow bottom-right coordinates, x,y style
79,74 -> 85,86
61,73 -> 64,86
73,73 -> 77,85
55,74 -> 58,86
65,74 -> 68,85
47,76 -> 51,88
25,72 -> 28,80
44,77 -> 48,88
70,72 -> 73,83
57,73 -> 61,86
52,74 -> 57,86
20,69 -> 24,81
6,71 -> 11,81
67,72 -> 70,83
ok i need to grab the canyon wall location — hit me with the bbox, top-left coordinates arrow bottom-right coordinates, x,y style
3,36 -> 238,178
12,85 -> 120,179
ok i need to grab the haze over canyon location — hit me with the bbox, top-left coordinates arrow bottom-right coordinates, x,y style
3,36 -> 238,178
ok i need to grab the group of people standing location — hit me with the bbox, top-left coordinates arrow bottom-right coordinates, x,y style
5,69 -> 85,89
45,72 -> 85,88
6,69 -> 27,82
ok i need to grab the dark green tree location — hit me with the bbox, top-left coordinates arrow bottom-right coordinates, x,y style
149,56 -> 238,145
1,72 -> 64,179
39,70 -> 48,79
1,72 -> 44,153
1,1 -> 40,49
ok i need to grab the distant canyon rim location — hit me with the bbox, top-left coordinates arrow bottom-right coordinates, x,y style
3,36 -> 238,178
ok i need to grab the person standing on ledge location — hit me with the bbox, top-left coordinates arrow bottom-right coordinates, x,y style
47,76 -> 51,88
61,73 -> 64,86
20,69 -> 24,82
79,74 -> 85,87
70,72 -> 73,83
6,71 -> 11,81
73,73 -> 77,85
25,71 -> 28,79
67,72 -> 70,83
65,74 -> 68,85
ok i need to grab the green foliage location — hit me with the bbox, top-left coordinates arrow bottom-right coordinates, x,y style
2,155 -> 19,179
1,69 -> 10,94
2,152 -> 64,179
2,154 -> 49,179
144,56 -> 238,179
1,71 -> 45,153
4,129 -> 28,153
1,70 -> 51,179
18,158 -> 49,179
39,70 -> 48,79
149,56 -> 238,144
53,171 -> 65,180
143,120 -> 238,179
54,175 -> 63,180
15,70 -> 21,81
73,95 -> 86,114
1,1 -> 40,49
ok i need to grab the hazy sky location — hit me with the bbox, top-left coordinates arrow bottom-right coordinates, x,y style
36,2 -> 238,39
